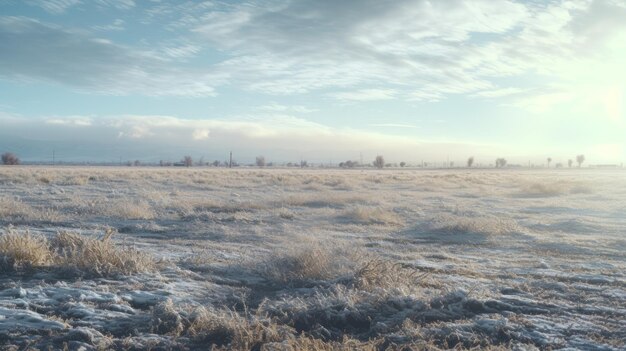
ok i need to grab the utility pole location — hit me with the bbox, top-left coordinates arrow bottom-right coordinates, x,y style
229,151 -> 232,168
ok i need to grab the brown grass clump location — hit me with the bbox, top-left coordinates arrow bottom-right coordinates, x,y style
110,200 -> 156,220
151,299 -> 185,336
188,307 -> 291,350
427,214 -> 521,237
0,229 -> 53,271
260,245 -> 352,286
51,230 -> 156,277
353,257 -> 426,292
341,206 -> 403,225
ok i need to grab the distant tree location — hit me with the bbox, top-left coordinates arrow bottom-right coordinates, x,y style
133,160 -> 141,167
300,160 -> 308,168
400,161 -> 406,167
196,156 -> 205,166
568,159 -> 573,168
467,156 -> 474,168
495,158 -> 507,168
1,152 -> 20,165
547,157 -> 552,168
256,156 -> 266,168
183,156 -> 193,167
340,160 -> 357,168
373,155 -> 385,169
212,160 -> 220,167
576,154 -> 585,168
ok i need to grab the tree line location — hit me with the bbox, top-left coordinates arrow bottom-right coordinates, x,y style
0,151 -> 591,169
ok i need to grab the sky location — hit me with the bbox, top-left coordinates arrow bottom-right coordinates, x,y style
0,0 -> 625,165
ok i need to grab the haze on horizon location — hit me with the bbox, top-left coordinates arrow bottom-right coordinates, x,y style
1,0 -> 625,165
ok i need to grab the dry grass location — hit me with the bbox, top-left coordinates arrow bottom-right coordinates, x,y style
352,257 -> 426,292
517,180 -> 593,197
427,214 -> 521,237
0,229 -> 53,271
97,199 -> 156,220
51,230 -> 156,276
188,307 -> 291,350
0,228 -> 155,276
259,245 -> 355,286
0,197 -> 65,223
341,206 -> 403,225
280,193 -> 371,208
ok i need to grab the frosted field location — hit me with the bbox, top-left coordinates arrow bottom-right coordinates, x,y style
0,167 -> 624,350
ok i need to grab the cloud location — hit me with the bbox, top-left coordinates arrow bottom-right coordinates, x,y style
259,103 -> 316,113
368,123 -> 419,129
25,0 -> 81,14
2,0 -> 626,106
0,16 -> 217,96
46,116 -> 93,126
187,0 -> 626,104
92,19 -> 125,32
332,89 -> 398,101
190,0 -> 528,97
0,114 -> 501,162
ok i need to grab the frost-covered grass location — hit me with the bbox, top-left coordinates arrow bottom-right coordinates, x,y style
0,228 -> 155,276
0,166 -> 624,350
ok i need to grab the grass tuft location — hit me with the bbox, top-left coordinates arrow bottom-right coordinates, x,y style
51,229 -> 156,277
0,229 -> 53,271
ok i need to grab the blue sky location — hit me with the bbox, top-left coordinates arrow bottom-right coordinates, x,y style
1,0 -> 625,164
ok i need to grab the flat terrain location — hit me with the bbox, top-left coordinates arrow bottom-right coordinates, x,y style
0,167 -> 624,350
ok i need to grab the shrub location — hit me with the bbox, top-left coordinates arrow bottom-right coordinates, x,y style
467,156 -> 474,167
1,152 -> 19,165
183,156 -> 193,167
373,155 -> 385,169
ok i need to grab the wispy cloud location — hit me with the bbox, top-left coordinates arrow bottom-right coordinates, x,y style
368,123 -> 419,129
0,16 -> 217,96
259,103 -> 316,113
332,89 -> 398,101
25,0 -> 81,14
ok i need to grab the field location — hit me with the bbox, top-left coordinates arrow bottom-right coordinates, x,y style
0,167 -> 624,350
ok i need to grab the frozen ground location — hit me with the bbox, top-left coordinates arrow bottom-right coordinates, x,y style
0,167 -> 624,350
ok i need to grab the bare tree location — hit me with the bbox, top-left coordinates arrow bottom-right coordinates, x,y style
495,158 -> 507,168
467,156 -> 474,168
256,156 -> 266,168
133,160 -> 141,167
568,159 -> 573,168
576,154 -> 585,168
300,160 -> 308,168
373,155 -> 385,169
400,161 -> 406,167
1,152 -> 20,165
183,156 -> 193,167
547,157 -> 552,168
